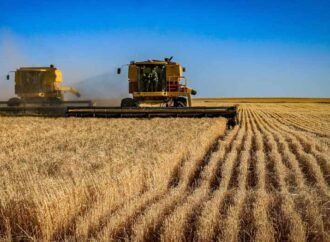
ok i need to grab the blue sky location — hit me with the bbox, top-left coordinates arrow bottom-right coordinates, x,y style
0,0 -> 329,98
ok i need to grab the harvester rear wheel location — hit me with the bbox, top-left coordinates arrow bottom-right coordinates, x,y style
7,97 -> 21,107
121,98 -> 139,108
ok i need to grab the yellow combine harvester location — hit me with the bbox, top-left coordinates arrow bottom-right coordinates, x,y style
6,65 -> 82,106
0,60 -> 238,127
117,57 -> 197,107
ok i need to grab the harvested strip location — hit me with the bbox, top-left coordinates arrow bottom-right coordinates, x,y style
133,121 -> 241,242
196,110 -> 248,241
252,108 -> 306,242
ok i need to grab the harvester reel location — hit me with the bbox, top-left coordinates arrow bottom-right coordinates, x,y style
7,97 -> 21,107
121,98 -> 139,108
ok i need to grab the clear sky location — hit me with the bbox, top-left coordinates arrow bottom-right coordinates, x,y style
0,0 -> 329,98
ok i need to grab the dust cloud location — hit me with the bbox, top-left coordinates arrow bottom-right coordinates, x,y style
74,71 -> 128,106
0,31 -> 29,100
0,31 -> 130,105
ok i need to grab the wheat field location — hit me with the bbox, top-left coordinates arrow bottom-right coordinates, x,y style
0,103 -> 329,241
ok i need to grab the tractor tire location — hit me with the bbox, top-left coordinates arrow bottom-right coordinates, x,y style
7,97 -> 21,107
47,98 -> 63,106
174,97 -> 187,107
121,98 -> 139,108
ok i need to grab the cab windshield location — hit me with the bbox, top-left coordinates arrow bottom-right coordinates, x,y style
137,64 -> 166,92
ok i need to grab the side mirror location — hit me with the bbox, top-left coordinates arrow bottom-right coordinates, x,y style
117,68 -> 121,74
182,67 -> 186,72
6,74 -> 10,80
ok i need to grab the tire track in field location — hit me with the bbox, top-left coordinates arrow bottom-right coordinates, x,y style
269,110 -> 330,139
252,108 -> 329,241
278,112 -> 330,137
272,113 -> 330,140
94,119 -> 230,241
92,162 -> 191,241
52,183 -> 107,240
250,106 -> 307,242
73,180 -> 147,239
74,142 -> 190,240
262,108 -> 330,160
257,109 -> 330,191
264,109 -> 330,161
266,108 -> 330,153
275,111 -> 329,135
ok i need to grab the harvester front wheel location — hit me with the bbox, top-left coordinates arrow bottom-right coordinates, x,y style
47,97 -> 63,106
7,97 -> 21,107
121,98 -> 139,108
174,97 -> 187,107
